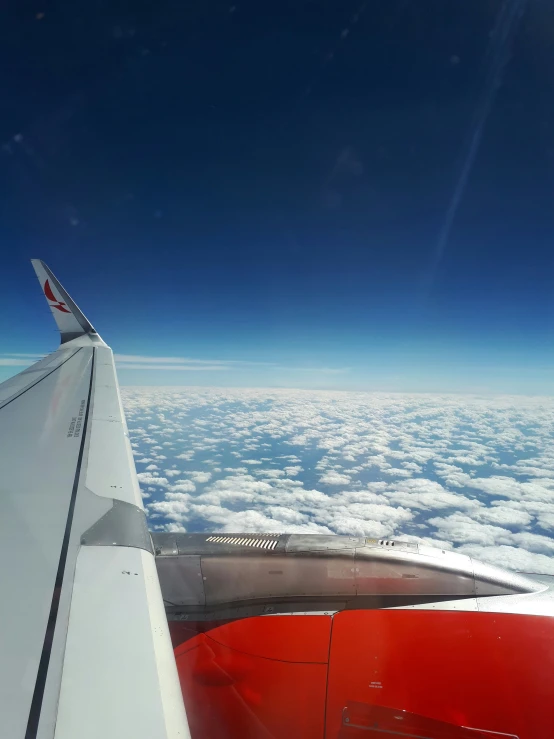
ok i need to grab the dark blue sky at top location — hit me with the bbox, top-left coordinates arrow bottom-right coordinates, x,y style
2,0 -> 554,391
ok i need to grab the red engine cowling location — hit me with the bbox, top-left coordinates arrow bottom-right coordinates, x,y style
171,610 -> 554,739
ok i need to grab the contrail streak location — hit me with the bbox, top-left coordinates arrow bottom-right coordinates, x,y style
426,0 -> 527,289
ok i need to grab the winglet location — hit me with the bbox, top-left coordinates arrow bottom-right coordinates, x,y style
31,259 -> 100,344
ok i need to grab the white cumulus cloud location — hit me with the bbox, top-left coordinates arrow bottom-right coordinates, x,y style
122,387 -> 554,574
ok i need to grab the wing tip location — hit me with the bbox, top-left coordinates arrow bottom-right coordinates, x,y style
30,259 -> 100,344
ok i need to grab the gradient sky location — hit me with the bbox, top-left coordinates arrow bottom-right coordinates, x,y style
2,0 -> 554,392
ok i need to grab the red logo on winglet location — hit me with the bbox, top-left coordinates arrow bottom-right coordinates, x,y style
44,279 -> 71,313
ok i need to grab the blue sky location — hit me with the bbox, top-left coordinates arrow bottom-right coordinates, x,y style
1,0 -> 554,393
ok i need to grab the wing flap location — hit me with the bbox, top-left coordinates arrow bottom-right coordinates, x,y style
53,547 -> 189,739
85,418 -> 143,506
85,346 -> 143,507
89,347 -> 124,422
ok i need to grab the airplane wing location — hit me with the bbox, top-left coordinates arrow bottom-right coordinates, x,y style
0,261 -> 190,738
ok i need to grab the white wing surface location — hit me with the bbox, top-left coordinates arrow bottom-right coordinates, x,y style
0,261 -> 190,739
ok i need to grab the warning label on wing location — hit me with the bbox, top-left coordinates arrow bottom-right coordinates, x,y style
67,399 -> 86,438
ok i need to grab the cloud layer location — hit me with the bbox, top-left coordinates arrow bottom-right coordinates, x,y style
122,388 -> 554,573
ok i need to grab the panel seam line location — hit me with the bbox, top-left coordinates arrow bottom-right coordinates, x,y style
0,348 -> 82,411
24,347 -> 95,738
